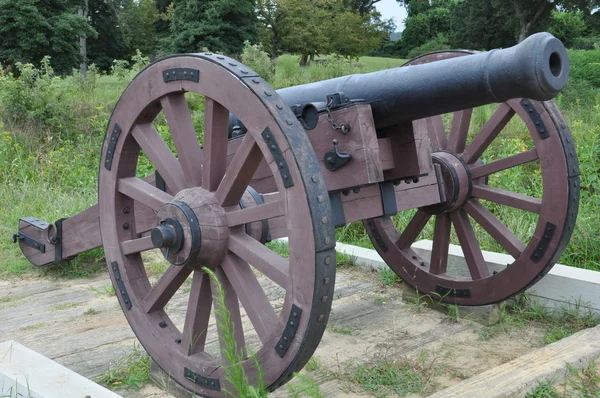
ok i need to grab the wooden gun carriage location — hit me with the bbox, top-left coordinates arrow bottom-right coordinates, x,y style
13,32 -> 579,396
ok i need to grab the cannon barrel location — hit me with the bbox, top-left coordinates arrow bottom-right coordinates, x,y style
274,33 -> 569,130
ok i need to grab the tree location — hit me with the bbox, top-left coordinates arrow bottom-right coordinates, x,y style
276,0 -> 387,65
448,0 -> 514,50
399,5 -> 451,56
86,0 -> 126,71
0,0 -> 95,74
257,0 -> 286,59
165,0 -> 259,55
121,0 -> 159,58
548,10 -> 587,47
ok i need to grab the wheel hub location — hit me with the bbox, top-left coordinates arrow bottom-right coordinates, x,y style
422,151 -> 472,214
152,188 -> 229,269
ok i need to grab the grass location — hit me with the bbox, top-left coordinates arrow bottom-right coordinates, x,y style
305,357 -> 323,372
564,359 -> 600,397
89,284 -> 115,296
526,381 -> 561,397
96,344 -> 151,391
0,294 -> 27,309
328,322 -> 353,335
286,374 -> 324,398
49,301 -> 84,311
19,322 -> 47,331
476,295 -> 600,343
378,267 -> 401,286
352,357 -> 435,397
84,308 -> 100,315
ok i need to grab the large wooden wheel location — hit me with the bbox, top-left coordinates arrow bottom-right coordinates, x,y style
365,51 -> 580,306
98,54 -> 336,396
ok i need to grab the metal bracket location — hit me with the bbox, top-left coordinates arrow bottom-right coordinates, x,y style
111,261 -> 132,310
20,217 -> 49,230
262,127 -> 294,188
184,368 -> 220,391
104,123 -> 122,171
162,68 -> 199,83
12,232 -> 46,253
245,186 -> 271,244
436,285 -> 471,299
275,304 -> 302,358
329,192 -> 346,228
52,218 -> 67,265
379,182 -> 398,217
324,139 -> 352,171
520,99 -> 549,139
531,222 -> 556,263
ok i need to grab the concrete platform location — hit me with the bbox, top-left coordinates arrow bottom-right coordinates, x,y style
0,340 -> 121,398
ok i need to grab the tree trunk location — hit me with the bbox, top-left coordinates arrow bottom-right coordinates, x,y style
270,31 -> 279,60
78,0 -> 89,77
513,0 -> 548,43
299,54 -> 309,67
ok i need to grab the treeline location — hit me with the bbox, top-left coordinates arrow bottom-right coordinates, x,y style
0,0 -> 392,74
375,0 -> 600,58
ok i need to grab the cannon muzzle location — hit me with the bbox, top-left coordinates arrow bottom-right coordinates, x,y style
275,32 -> 569,129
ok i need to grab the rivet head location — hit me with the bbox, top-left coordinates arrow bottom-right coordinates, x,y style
321,217 -> 328,224
324,277 -> 330,285
264,91 -> 272,96
279,344 -> 284,349
325,237 -> 331,245
159,321 -> 167,328
229,62 -> 237,66
317,195 -> 324,203
217,56 -> 225,60
286,119 -> 293,125
123,207 -> 130,214
311,176 -> 318,183
283,174 -> 288,180
325,256 -> 331,265
317,314 -> 325,322
283,337 -> 288,342
290,321 -> 294,326
175,338 -> 182,344
276,104 -> 283,110
279,162 -> 284,168
122,222 -> 130,230
252,78 -> 260,84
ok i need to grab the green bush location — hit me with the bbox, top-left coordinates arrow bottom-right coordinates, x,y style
568,50 -> 600,87
241,41 -> 274,82
407,33 -> 451,59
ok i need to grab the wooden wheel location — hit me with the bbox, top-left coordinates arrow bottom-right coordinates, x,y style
98,54 -> 336,396
365,51 -> 580,306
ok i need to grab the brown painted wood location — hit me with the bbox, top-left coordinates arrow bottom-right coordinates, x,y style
228,233 -> 289,289
429,213 -> 450,275
462,103 -> 515,164
448,109 -> 473,153
469,149 -> 538,179
202,98 -> 230,191
118,177 -> 173,212
221,254 -> 278,344
382,122 -> 433,180
142,265 -> 193,313
471,185 -> 542,214
132,123 -> 186,193
182,271 -> 212,356
160,93 -> 203,188
450,209 -> 490,280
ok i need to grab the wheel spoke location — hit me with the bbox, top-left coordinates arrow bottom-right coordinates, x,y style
228,233 -> 289,289
225,200 -> 285,227
470,149 -> 538,179
142,265 -> 193,313
471,185 -> 542,214
417,116 -> 446,151
118,177 -> 173,211
212,267 -> 246,361
450,209 -> 490,280
202,98 -> 230,191
132,123 -> 186,193
448,109 -> 472,153
464,200 -> 526,259
462,103 -> 515,164
429,214 -> 451,275
215,134 -> 263,207
221,254 -> 278,344
160,93 -> 203,188
121,236 -> 154,255
396,210 -> 432,249
182,271 -> 212,356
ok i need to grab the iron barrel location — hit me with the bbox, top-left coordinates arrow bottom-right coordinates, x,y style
275,32 -> 569,129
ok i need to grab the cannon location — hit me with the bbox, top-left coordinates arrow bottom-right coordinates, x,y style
12,32 -> 579,396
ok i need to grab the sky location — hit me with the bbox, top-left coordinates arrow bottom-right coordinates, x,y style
374,0 -> 408,30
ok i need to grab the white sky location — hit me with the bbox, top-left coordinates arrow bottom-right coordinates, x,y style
374,0 -> 408,30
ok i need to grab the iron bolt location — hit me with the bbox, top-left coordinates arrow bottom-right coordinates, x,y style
123,207 -> 130,214
122,222 -> 130,230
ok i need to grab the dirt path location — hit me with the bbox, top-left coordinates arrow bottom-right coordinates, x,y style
0,267 -> 549,397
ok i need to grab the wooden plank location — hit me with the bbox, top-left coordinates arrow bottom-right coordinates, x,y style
429,325 -> 600,398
